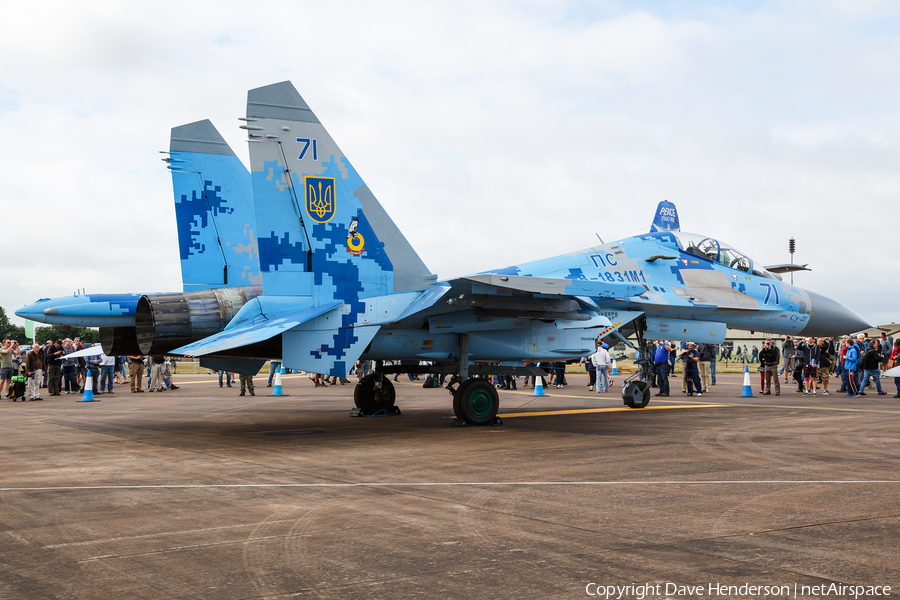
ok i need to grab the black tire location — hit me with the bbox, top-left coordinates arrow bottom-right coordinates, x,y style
451,378 -> 478,419
453,379 -> 500,426
622,380 -> 651,408
354,374 -> 396,413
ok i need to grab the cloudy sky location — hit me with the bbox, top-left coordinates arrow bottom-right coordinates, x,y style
2,0 -> 898,327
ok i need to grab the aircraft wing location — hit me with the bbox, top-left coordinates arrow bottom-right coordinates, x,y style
411,273 -> 645,326
456,274 -> 644,299
171,301 -> 343,357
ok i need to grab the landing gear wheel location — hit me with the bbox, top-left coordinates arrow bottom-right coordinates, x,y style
453,379 -> 500,426
354,374 -> 396,414
451,378 -> 477,419
622,380 -> 651,408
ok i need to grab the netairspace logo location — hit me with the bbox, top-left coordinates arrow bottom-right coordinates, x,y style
584,582 -> 892,599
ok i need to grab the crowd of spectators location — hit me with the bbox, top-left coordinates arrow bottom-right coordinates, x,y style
645,332 -> 899,399
5,331 -> 899,402
2,337 -> 180,401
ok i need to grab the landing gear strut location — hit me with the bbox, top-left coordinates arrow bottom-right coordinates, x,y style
451,333 -> 501,426
622,316 -> 652,409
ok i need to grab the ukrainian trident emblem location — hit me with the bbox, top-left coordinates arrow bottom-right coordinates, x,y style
305,176 -> 336,223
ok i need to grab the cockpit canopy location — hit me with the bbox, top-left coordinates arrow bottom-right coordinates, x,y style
670,232 -> 777,279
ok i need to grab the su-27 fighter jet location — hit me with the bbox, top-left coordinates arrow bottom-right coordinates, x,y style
150,80 -> 869,425
16,120 -> 263,354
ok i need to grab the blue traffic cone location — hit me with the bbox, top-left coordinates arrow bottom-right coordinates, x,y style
271,364 -> 287,396
740,364 -> 755,397
611,358 -> 618,375
78,371 -> 97,402
533,376 -> 546,396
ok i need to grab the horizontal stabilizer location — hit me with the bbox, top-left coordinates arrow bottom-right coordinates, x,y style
171,302 -> 342,357
459,274 -> 644,299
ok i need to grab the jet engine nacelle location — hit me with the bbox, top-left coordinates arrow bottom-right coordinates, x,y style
132,286 -> 261,355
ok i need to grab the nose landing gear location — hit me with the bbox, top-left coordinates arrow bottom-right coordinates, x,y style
622,315 -> 652,409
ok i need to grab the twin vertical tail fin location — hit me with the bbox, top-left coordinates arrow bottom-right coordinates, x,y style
171,83 -> 436,377
244,81 -> 435,300
168,120 -> 260,291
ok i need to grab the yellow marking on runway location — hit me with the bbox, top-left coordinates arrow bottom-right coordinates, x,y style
651,398 -> 900,415
499,404 -> 729,418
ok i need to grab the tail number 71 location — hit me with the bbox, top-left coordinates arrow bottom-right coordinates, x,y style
759,282 -> 780,305
296,138 -> 318,160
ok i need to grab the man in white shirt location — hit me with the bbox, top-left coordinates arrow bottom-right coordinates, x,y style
99,351 -> 116,394
591,343 -> 611,393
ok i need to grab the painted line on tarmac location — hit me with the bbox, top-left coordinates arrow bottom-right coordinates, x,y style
2,480 -> 898,492
499,404 -> 729,418
651,397 -> 900,414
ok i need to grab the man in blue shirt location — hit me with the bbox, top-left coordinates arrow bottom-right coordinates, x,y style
683,342 -> 703,396
654,340 -> 672,397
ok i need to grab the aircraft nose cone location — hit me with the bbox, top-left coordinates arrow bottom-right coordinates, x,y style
15,302 -> 49,323
804,290 -> 869,336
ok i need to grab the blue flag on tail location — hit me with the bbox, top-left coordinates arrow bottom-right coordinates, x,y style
649,200 -> 680,233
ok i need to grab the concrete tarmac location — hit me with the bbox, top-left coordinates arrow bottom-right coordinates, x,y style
1,371 -> 898,599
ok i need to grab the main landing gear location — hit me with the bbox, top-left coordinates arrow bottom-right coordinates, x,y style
451,378 -> 501,426
447,333 -> 502,427
352,372 -> 399,416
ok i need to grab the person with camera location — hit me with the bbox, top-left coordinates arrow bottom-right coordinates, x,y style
683,342 -> 702,396
759,338 -> 781,395
0,339 -> 15,398
46,340 -> 65,396
10,341 -> 23,375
